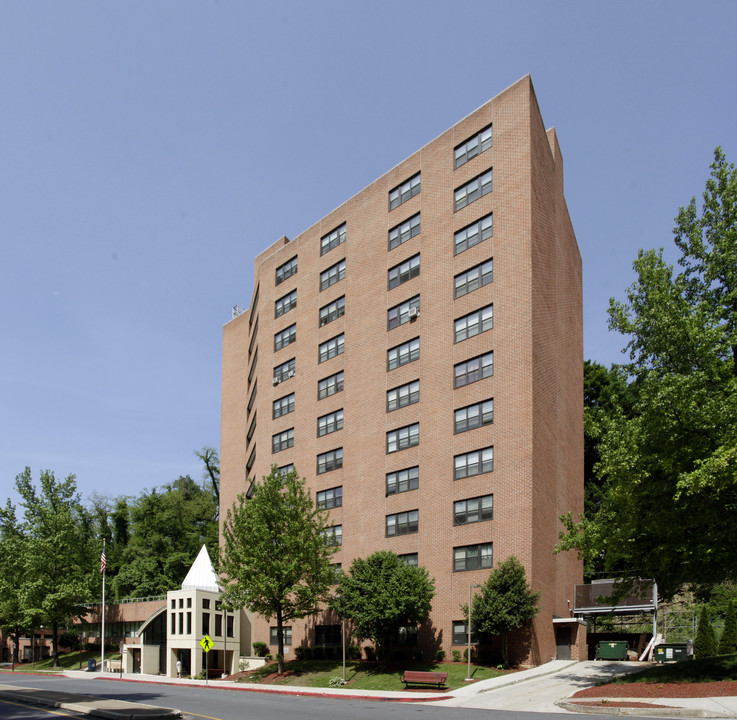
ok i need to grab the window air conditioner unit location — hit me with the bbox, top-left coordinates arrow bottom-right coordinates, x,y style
408,307 -> 419,319
272,377 -> 280,385
288,370 -> 295,378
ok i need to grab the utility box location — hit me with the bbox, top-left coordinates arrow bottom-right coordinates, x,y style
595,641 -> 628,660
87,658 -> 97,671
654,644 -> 689,663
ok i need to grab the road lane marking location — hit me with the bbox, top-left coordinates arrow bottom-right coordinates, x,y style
0,697 -> 81,718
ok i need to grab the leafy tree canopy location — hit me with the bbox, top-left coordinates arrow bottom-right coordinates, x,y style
332,550 -> 435,662
558,149 -> 737,598
219,466 -> 337,674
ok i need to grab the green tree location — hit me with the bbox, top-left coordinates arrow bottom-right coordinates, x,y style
110,475 -> 218,599
471,556 -> 540,667
219,466 -> 337,674
8,468 -> 94,667
0,502 -> 33,664
195,447 -> 220,505
718,601 -> 737,655
557,149 -> 737,598
694,606 -> 718,659
332,551 -> 435,662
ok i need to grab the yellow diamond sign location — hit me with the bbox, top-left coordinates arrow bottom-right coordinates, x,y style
199,635 -> 214,653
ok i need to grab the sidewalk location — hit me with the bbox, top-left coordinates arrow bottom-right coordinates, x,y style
2,661 -> 737,718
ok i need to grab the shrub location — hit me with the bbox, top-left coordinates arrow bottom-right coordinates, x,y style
312,646 -> 326,660
719,601 -> 737,655
436,649 -> 446,662
349,644 -> 362,660
328,675 -> 344,688
694,606 -> 718,659
364,645 -> 376,661
463,647 -> 477,662
252,641 -> 269,657
294,646 -> 305,660
452,649 -> 461,662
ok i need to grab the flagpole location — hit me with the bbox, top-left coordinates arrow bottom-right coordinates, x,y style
101,540 -> 106,673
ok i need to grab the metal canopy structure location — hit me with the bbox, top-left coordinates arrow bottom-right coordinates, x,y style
574,579 -> 657,616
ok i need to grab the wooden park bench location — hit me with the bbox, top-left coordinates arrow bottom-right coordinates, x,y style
401,670 -> 448,688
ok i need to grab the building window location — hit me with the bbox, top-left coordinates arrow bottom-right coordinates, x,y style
318,408 -> 343,437
387,423 -> 419,453
389,212 -> 421,250
331,563 -> 342,583
270,627 -> 292,646
319,296 -> 345,327
387,379 -> 419,412
452,621 -> 477,645
454,399 -> 494,433
272,428 -> 294,453
318,334 -> 344,364
454,352 -> 493,388
274,324 -> 296,351
273,393 -> 295,419
246,447 -> 256,474
317,486 -> 342,510
454,495 -> 493,525
321,223 -> 346,256
273,357 -> 296,383
454,259 -> 493,299
215,613 -> 223,637
202,612 -> 210,635
320,259 -> 346,291
389,173 -> 421,211
275,289 -> 297,318
276,256 -> 298,285
455,213 -> 493,255
227,615 -> 234,638
454,543 -> 493,572
248,318 -> 259,356
388,254 -> 420,290
454,169 -> 492,212
322,525 -> 342,547
318,370 -> 344,400
454,305 -> 493,343
277,463 -> 294,477
170,613 -> 176,634
186,612 -> 192,635
454,447 -> 494,479
398,553 -> 418,566
386,509 -> 419,537
388,295 -> 420,330
455,124 -> 492,169
388,337 -> 420,371
386,466 -> 419,495
315,624 -> 341,646
317,448 -> 343,474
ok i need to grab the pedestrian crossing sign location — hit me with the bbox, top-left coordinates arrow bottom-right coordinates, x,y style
199,635 -> 214,653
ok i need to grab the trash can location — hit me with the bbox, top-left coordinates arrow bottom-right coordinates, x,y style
595,641 -> 628,660
87,658 -> 97,671
653,644 -> 689,663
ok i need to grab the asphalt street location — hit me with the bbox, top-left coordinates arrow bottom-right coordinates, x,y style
0,672 -> 627,720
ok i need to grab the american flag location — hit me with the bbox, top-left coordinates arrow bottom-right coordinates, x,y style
100,548 -> 106,574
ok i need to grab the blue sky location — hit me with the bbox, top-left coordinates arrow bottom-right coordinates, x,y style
2,1 -> 736,507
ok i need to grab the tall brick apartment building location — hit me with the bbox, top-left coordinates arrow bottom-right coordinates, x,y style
220,75 -> 584,665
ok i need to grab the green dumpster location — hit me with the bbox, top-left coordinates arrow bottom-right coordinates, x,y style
595,641 -> 628,660
654,644 -> 688,663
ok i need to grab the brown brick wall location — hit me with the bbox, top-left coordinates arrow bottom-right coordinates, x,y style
220,75 -> 583,665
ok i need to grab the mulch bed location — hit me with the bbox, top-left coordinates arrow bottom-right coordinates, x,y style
571,701 -> 676,709
572,680 -> 737,699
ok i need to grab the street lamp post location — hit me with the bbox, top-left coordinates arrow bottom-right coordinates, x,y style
465,584 -> 481,682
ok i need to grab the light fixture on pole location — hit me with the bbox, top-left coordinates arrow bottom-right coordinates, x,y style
465,584 -> 481,682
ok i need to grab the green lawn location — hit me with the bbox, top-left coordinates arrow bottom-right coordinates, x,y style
0,651 -> 119,673
241,659 -> 505,691
613,654 -> 737,685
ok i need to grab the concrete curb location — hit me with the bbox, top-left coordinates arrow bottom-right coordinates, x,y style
96,674 -> 452,703
0,685 -> 181,720
557,699 -> 719,718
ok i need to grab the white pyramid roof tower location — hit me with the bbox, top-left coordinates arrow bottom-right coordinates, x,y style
181,544 -> 222,592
